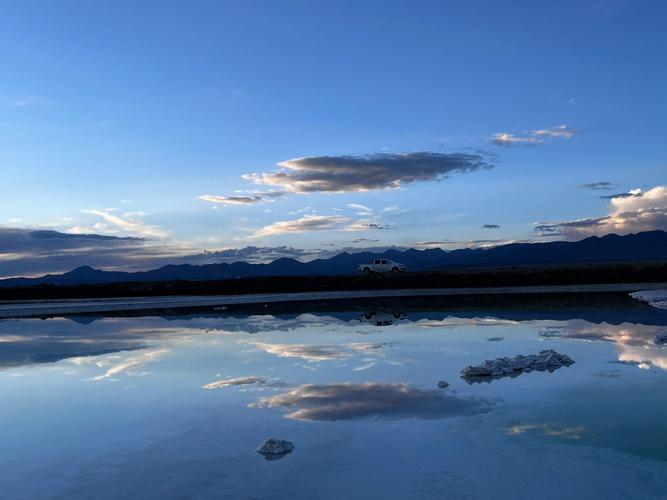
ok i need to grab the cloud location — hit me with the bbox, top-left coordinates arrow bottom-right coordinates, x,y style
579,181 -> 614,190
535,185 -> 667,238
79,209 -> 167,238
249,214 -> 387,238
347,203 -> 373,216
492,125 -> 575,147
481,224 -> 500,229
598,189 -> 643,200
242,152 -> 493,193
198,191 -> 284,206
0,228 -> 334,279
251,382 -> 493,421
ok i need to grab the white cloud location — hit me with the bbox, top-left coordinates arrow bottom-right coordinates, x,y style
80,209 -> 168,239
492,125 -> 575,146
198,191 -> 284,205
249,213 -> 387,238
536,185 -> 667,238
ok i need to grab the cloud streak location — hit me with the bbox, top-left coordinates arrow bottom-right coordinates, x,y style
78,209 -> 168,239
249,214 -> 388,238
198,191 -> 284,206
492,125 -> 575,147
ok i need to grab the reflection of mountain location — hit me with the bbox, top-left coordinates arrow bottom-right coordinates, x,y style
251,382 -> 492,421
2,307 -> 667,373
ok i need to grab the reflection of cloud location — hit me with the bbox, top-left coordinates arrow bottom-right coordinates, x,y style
415,317 -> 521,328
202,376 -> 287,389
505,423 -> 586,439
92,349 -> 168,381
252,382 -> 492,421
248,342 -> 387,362
556,320 -> 667,371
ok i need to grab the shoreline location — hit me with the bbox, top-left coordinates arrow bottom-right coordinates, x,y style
1,282 -> 666,319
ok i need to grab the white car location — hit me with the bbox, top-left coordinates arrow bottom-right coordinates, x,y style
358,259 -> 406,273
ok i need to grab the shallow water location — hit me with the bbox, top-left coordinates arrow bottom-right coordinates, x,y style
2,305 -> 667,499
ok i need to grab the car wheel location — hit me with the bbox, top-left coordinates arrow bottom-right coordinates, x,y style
392,267 -> 399,272
364,267 -> 372,274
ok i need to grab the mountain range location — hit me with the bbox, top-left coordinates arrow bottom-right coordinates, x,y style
2,230 -> 667,288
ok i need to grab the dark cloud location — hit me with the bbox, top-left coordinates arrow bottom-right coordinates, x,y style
243,152 -> 493,193
534,217 -> 610,235
0,228 -> 142,252
252,382 -> 492,421
481,224 -> 500,229
579,182 -> 614,190
598,191 -> 642,200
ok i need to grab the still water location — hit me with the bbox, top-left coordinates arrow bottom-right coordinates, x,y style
2,299 -> 667,499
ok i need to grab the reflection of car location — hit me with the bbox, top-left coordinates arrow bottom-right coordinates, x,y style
358,259 -> 406,273
359,311 -> 407,327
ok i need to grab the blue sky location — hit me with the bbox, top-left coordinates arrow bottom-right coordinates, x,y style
1,0 -> 666,275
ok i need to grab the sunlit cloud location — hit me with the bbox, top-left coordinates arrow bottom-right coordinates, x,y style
535,185 -> 667,238
248,214 -> 388,238
78,209 -> 168,239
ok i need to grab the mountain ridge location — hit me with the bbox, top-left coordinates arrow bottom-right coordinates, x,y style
2,230 -> 667,288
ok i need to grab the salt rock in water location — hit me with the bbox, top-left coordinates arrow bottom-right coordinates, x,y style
460,350 -> 574,380
655,331 -> 667,345
257,438 -> 294,460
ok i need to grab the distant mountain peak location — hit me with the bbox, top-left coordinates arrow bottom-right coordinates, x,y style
1,230 -> 666,288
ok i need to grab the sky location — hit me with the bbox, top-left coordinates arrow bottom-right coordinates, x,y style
0,0 -> 666,277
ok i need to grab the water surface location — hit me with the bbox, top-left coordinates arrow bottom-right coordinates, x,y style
2,302 -> 667,499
